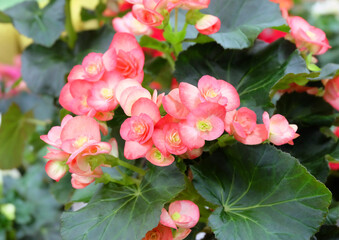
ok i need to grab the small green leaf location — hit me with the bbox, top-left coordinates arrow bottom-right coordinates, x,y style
139,35 -> 169,53
0,104 -> 35,169
5,0 -> 65,47
191,144 -> 332,240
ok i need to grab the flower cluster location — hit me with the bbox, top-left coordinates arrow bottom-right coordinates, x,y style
40,115 -> 117,189
116,0 -> 220,35
143,200 -> 199,240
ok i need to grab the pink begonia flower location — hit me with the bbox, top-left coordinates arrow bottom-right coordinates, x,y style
173,228 -> 192,240
45,159 -> 69,182
87,71 -> 122,112
59,116 -> 101,154
195,15 -> 221,35
145,147 -> 175,166
279,83 -> 318,95
40,115 -> 73,148
167,0 -> 210,11
329,162 -> 339,171
270,0 -> 293,10
263,112 -> 299,146
163,88 -> 190,120
108,138 -> 119,158
109,32 -> 145,83
98,121 -> 109,136
132,0 -> 167,27
153,115 -> 187,156
160,200 -> 200,229
68,50 -> 116,82
179,102 -> 226,150
142,224 -> 173,240
94,111 -> 115,121
113,12 -> 153,36
225,108 -> 268,145
71,174 -> 99,189
179,148 -> 203,160
323,76 -> 339,111
59,81 -> 96,117
179,75 -> 240,112
257,28 -> 287,43
121,98 -> 160,159
286,16 -> 331,55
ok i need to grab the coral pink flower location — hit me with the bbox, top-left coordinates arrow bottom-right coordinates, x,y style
45,159 -> 69,182
163,88 -> 190,120
173,228 -> 192,240
160,200 -> 200,229
121,98 -> 160,159
87,71 -> 122,112
263,112 -> 299,146
286,16 -> 331,55
153,115 -> 187,156
179,75 -> 240,112
257,28 -> 287,43
195,15 -> 221,35
71,174 -> 98,189
59,116 -> 101,154
329,162 -> 339,171
225,108 -> 268,145
270,0 -> 293,10
323,76 -> 339,111
113,12 -> 153,36
179,148 -> 203,160
132,0 -> 167,27
167,0 -> 210,11
68,50 -> 116,82
145,147 -> 175,166
179,102 -> 226,149
40,115 -> 73,148
142,224 -> 173,240
108,33 -> 145,83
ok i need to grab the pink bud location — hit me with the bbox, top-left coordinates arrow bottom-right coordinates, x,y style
195,15 -> 221,35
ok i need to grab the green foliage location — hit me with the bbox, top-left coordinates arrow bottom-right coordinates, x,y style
202,0 -> 285,49
5,0 -> 65,47
61,164 -> 185,240
175,39 -> 309,114
191,144 -> 332,240
0,104 -> 35,169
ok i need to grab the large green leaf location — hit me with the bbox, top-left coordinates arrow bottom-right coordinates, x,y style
61,164 -> 185,240
21,40 -> 74,97
174,40 -> 309,113
201,0 -> 285,49
191,144 -> 331,240
5,0 -> 65,47
0,104 -> 35,169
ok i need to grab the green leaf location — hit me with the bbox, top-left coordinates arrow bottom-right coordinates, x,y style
139,35 -> 169,53
21,40 -> 73,97
276,92 -> 335,127
0,11 -> 11,23
310,63 -> 339,81
0,104 -> 35,169
70,183 -> 101,203
175,40 -> 309,113
5,0 -> 65,47
61,164 -> 185,240
202,0 -> 285,49
191,144 -> 332,240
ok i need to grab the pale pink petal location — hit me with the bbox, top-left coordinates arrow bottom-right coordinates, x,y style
219,80 -> 240,111
179,122 -> 205,150
120,87 -> 152,116
152,128 -> 169,156
169,200 -> 200,229
115,79 -> 141,103
160,208 -> 177,229
179,82 -> 201,111
124,140 -> 153,159
173,228 -> 192,240
102,48 -> 117,72
108,138 -> 119,158
131,97 -> 161,123
67,65 -> 86,82
44,148 -> 70,161
163,88 -> 190,119
45,160 -> 68,182
71,174 -> 95,189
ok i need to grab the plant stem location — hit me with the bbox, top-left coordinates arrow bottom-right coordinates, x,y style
65,0 -> 77,49
116,158 -> 146,176
175,8 -> 179,32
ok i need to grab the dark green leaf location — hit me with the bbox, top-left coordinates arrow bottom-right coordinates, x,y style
191,144 -> 331,240
5,0 -> 65,47
314,225 -> 339,240
175,40 -> 309,113
279,127 -> 334,182
0,104 -> 35,169
276,92 -> 335,127
140,35 -> 169,53
50,173 -> 74,204
202,0 -> 285,49
71,183 -> 101,203
310,63 -> 339,81
61,164 -> 185,240
21,40 -> 73,97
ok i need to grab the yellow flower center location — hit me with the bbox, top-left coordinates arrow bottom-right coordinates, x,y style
100,88 -> 114,100
74,136 -> 88,148
171,212 -> 181,221
205,89 -> 218,98
197,120 -> 212,132
306,31 -> 316,40
86,64 -> 99,75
